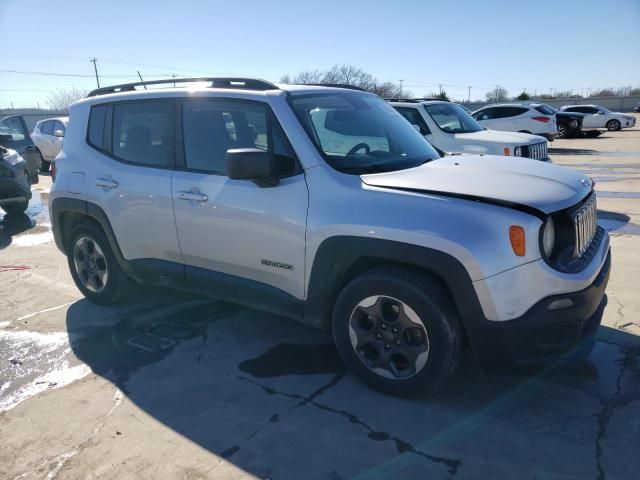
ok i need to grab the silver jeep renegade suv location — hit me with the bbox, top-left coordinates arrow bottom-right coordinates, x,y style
49,78 -> 610,395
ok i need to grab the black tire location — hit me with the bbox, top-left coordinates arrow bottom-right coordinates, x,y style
557,124 -> 568,138
67,221 -> 133,305
332,266 -> 462,396
606,119 -> 621,131
39,157 -> 51,172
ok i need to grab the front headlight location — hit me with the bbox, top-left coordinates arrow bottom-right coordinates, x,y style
542,217 -> 555,257
514,146 -> 522,157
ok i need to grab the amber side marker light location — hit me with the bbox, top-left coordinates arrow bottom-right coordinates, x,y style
509,225 -> 526,256
503,147 -> 510,156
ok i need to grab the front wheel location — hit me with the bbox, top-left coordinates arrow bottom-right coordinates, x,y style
332,266 -> 462,396
67,221 -> 133,304
557,124 -> 568,138
606,119 -> 621,131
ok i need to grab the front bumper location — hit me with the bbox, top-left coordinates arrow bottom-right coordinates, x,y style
467,249 -> 610,368
0,176 -> 31,205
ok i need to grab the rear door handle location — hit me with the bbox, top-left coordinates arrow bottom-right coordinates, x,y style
178,191 -> 208,202
96,177 -> 119,190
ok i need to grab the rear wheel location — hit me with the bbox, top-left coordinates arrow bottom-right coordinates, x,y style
606,119 -> 621,131
2,171 -> 30,215
67,221 -> 132,304
332,266 -> 462,396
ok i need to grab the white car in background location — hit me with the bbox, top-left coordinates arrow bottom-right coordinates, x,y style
558,105 -> 635,131
389,100 -> 550,161
31,117 -> 68,171
471,103 -> 558,140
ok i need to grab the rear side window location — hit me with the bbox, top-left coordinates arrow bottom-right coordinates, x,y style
41,120 -> 54,135
112,101 -> 174,167
494,107 -> 528,118
87,105 -> 107,149
535,105 -> 555,115
182,98 -> 298,176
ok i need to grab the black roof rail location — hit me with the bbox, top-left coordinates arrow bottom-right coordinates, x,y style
385,97 -> 449,103
87,77 -> 279,97
292,83 -> 366,92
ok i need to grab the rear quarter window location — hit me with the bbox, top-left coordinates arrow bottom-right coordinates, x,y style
87,105 -> 107,149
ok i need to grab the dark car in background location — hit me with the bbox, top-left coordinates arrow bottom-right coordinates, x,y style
540,104 -> 585,138
0,115 -> 41,184
0,144 -> 32,214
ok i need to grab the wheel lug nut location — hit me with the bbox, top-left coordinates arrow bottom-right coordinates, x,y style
395,339 -> 401,345
385,344 -> 390,350
392,327 -> 398,333
376,334 -> 382,339
381,324 -> 387,329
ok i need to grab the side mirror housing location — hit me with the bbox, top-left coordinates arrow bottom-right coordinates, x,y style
54,129 -> 65,137
226,148 -> 279,187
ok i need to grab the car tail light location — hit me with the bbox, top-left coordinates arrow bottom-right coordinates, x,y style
532,116 -> 550,123
503,147 -> 510,156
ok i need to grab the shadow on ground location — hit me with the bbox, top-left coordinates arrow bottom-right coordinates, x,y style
66,289 -> 640,479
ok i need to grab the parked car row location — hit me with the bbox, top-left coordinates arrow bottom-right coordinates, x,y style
47,78 -> 611,395
470,102 -> 635,139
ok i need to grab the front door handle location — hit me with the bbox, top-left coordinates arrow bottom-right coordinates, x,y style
96,177 -> 119,190
178,190 -> 208,202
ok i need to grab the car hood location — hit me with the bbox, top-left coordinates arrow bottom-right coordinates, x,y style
361,155 -> 593,214
455,129 -> 545,146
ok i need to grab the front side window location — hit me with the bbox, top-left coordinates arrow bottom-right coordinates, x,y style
53,120 -> 66,135
290,92 -> 439,174
0,116 -> 26,141
112,101 -> 174,167
182,99 -> 297,176
394,107 -> 431,135
473,108 -> 494,121
423,103 -> 483,133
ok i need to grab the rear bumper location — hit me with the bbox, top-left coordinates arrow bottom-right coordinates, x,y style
466,249 -> 610,368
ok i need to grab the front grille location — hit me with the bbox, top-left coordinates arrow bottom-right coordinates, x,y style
525,142 -> 548,160
573,193 -> 597,258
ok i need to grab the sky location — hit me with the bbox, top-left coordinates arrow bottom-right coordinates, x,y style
1,0 -> 639,108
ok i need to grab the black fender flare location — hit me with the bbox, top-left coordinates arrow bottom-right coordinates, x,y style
50,197 -> 137,278
303,236 -> 484,334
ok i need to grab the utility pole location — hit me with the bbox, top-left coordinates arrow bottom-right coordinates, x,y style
90,58 -> 100,88
467,86 -> 471,103
439,84 -> 443,96
496,85 -> 500,101
137,71 -> 147,89
399,79 -> 404,97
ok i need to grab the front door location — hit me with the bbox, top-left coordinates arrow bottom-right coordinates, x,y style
172,97 -> 308,301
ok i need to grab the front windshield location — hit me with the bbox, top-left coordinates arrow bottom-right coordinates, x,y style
289,92 -> 439,174
423,103 -> 483,134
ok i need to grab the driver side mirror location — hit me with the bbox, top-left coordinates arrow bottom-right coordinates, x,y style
226,148 -> 279,187
54,129 -> 65,137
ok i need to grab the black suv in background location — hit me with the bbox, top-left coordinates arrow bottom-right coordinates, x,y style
540,104 -> 584,138
0,115 -> 41,184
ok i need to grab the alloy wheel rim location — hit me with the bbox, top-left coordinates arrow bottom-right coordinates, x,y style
348,295 -> 430,380
73,236 -> 109,293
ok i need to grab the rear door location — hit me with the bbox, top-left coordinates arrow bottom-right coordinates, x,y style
85,100 -> 183,279
473,107 -> 499,129
171,97 -> 308,300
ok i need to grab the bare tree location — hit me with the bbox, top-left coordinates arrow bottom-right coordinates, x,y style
47,87 -> 87,111
485,86 -> 509,102
590,89 -> 615,97
280,65 -> 404,97
630,88 -> 640,96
